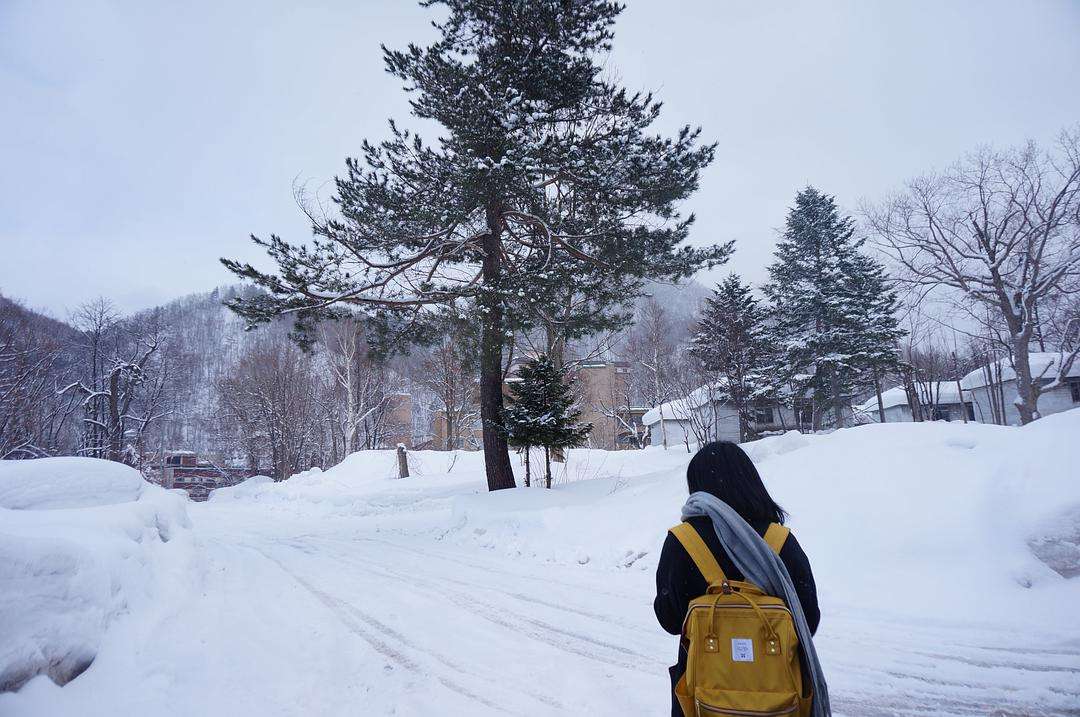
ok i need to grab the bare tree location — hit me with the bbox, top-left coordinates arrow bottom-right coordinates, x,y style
419,331 -> 480,450
868,129 -> 1080,423
0,297 -> 80,458
625,298 -> 676,448
318,318 -> 397,455
63,301 -> 170,464
214,333 -> 329,480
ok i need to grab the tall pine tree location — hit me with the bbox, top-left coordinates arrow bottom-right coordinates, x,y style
764,187 -> 900,428
844,252 -> 905,422
503,355 -> 591,489
691,274 -> 771,441
222,0 -> 728,491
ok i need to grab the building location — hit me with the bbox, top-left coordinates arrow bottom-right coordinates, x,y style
574,360 -> 648,449
499,356 -> 647,450
429,408 -> 484,450
960,352 -> 1080,425
384,392 -> 415,448
641,385 -> 817,447
853,383 -> 975,423
158,451 -> 257,501
842,352 -> 1080,426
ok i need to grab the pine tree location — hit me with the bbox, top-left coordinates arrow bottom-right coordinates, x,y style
763,187 -> 887,429
502,355 -> 591,489
221,0 -> 728,491
843,253 -> 905,422
691,274 -> 771,441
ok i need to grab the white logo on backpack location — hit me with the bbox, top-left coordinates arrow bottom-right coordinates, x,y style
731,638 -> 754,662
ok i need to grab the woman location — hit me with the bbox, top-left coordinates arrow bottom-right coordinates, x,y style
654,441 -> 822,717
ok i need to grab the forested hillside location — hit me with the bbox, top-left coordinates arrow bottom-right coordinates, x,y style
0,281 -> 710,476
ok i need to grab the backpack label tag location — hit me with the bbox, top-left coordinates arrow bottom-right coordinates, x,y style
731,638 -> 754,662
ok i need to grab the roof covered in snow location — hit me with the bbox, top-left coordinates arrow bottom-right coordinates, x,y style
854,383 -> 965,413
641,384 -> 716,425
960,352 -> 1080,390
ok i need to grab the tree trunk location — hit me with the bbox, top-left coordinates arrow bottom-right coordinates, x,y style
524,447 -> 531,488
830,368 -> 844,429
547,333 -> 567,463
107,367 -> 122,462
479,204 -> 516,491
902,369 -> 922,422
396,444 -> 409,479
544,446 -> 552,489
1011,335 -> 1037,424
874,372 -> 886,423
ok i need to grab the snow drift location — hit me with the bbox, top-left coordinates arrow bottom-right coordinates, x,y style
447,411 -> 1080,627
0,458 -> 197,692
0,457 -> 147,510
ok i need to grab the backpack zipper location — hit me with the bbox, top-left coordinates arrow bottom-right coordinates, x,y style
681,603 -> 792,635
695,700 -> 797,716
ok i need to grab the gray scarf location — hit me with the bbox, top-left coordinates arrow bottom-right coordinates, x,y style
682,491 -> 831,717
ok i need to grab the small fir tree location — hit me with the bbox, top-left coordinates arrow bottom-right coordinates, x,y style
503,355 -> 591,489
691,274 -> 771,441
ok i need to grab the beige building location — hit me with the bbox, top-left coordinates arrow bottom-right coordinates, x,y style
574,361 -> 648,449
384,392 -> 415,448
429,408 -> 484,450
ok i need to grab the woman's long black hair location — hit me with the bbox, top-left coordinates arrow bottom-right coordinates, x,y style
687,441 -> 787,525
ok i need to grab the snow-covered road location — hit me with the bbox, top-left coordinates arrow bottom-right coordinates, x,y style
42,501 -> 1070,717
4,421 -> 1080,716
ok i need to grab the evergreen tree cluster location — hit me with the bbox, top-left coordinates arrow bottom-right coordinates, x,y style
692,187 -> 904,432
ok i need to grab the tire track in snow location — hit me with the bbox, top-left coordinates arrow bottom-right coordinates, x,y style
243,544 -> 528,715
329,535 -> 656,633
267,534 -> 1080,715
298,536 -> 664,673
359,534 -> 633,599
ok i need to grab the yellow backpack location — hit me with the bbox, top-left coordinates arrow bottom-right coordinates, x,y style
669,522 -> 812,717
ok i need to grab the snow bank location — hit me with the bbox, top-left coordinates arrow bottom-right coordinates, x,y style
0,458 -> 197,693
209,446 -> 690,519
447,411 -> 1080,629
207,475 -> 274,502
0,457 -> 147,510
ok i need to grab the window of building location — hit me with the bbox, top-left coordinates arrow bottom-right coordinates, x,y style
1071,380 -> 1080,404
931,407 -> 951,422
753,405 -> 774,425
965,402 -> 975,420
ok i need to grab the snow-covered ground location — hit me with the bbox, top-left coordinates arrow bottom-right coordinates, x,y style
2,412 -> 1080,715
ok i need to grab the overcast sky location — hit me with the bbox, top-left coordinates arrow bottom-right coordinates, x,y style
2,0 -> 1078,318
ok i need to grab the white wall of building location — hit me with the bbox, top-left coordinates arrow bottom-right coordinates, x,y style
968,380 -> 1080,425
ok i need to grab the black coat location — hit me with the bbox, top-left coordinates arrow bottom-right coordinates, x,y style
653,515 -> 820,717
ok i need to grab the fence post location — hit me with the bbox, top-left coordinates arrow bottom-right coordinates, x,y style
396,443 -> 410,479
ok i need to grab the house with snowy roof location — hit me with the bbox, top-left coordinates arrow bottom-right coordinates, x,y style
853,383 -> 975,423
959,352 -> 1080,426
641,384 -> 816,447
853,352 -> 1080,426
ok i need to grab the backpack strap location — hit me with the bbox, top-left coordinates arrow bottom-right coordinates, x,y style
764,523 -> 790,555
670,523 -> 726,585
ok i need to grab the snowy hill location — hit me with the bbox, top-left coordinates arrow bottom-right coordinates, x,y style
2,413 -> 1079,715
